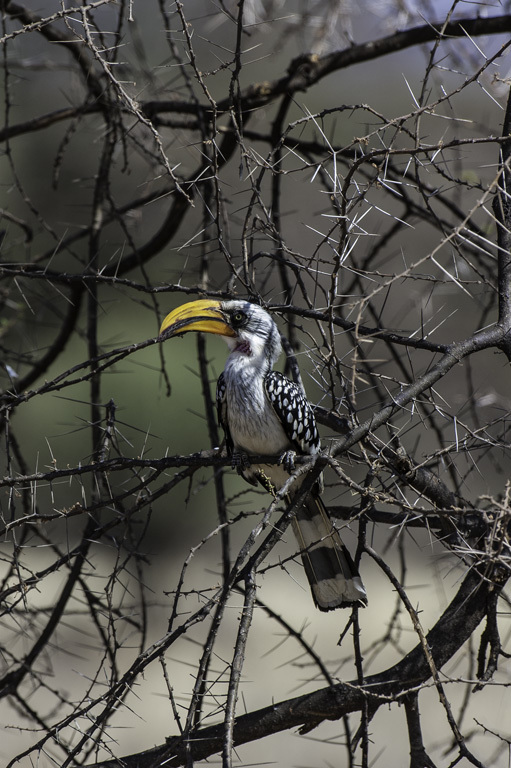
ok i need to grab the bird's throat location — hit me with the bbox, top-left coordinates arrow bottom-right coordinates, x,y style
234,339 -> 252,355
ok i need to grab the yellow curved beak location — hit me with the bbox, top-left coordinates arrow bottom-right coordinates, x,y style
159,299 -> 236,339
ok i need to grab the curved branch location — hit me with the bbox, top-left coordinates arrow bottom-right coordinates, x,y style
11,285 -> 83,397
3,1 -> 106,100
272,302 -> 448,353
493,85 -> 511,352
143,15 -> 511,118
5,14 -> 511,149
330,325 -> 505,457
89,568 -> 499,768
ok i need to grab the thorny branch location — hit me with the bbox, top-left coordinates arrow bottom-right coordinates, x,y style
89,568 -> 503,768
1,2 -> 511,767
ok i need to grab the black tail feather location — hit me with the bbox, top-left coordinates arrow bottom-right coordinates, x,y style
292,495 -> 367,611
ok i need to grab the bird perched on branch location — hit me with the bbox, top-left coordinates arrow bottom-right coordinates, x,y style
159,299 -> 367,611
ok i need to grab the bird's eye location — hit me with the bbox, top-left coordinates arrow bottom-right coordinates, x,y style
231,311 -> 246,325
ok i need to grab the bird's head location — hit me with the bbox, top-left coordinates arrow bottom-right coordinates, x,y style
159,299 -> 282,369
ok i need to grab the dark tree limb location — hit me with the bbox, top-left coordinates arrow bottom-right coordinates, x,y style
88,567 -> 500,768
405,692 -> 437,768
0,517 -> 97,698
138,15 -> 511,119
493,84 -> 511,356
5,7 -> 511,141
8,284 -> 82,397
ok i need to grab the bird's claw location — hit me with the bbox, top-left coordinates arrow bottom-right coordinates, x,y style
279,450 -> 296,474
232,451 -> 251,474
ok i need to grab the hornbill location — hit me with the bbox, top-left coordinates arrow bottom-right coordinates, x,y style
159,299 -> 367,610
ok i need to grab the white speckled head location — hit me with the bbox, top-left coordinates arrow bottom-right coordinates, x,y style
220,301 -> 282,372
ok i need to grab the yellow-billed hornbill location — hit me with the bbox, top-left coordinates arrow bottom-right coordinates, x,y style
159,299 -> 367,610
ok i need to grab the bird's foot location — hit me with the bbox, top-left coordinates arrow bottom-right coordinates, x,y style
279,450 -> 296,474
231,451 -> 251,475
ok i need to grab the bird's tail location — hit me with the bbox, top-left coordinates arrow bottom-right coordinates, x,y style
291,495 -> 367,611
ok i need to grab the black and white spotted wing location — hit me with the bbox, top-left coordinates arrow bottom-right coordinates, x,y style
216,372 -> 234,454
264,371 -> 320,456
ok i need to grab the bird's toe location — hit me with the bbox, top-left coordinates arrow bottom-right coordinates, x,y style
279,450 -> 296,473
232,451 -> 251,474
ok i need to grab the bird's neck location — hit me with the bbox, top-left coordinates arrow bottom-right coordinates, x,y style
223,343 -> 270,383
